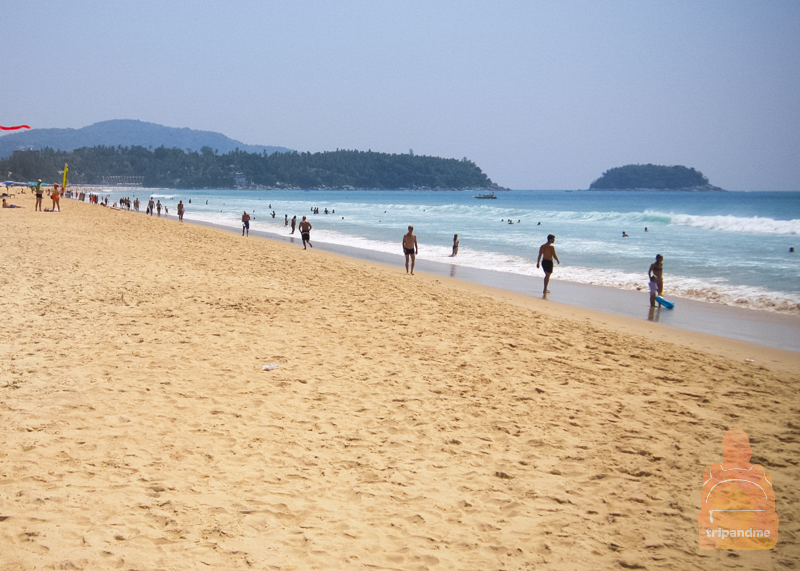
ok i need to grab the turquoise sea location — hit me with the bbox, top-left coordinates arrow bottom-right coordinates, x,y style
104,188 -> 800,316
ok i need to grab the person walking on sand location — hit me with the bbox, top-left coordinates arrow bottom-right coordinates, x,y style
156,200 -> 162,216
402,226 -> 418,274
451,234 -> 459,257
242,211 -> 251,236
536,234 -> 560,293
148,197 -> 155,216
177,200 -> 185,222
290,215 -> 297,234
299,216 -> 313,249
648,254 -> 664,296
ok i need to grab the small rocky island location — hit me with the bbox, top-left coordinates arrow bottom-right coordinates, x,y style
589,164 -> 722,190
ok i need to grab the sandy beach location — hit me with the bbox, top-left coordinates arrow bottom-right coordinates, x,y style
1,199 -> 798,570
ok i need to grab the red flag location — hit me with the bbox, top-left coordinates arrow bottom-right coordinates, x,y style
0,125 -> 31,130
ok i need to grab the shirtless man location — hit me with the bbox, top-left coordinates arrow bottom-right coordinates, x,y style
536,234 -> 560,293
648,254 -> 664,295
299,216 -> 313,249
402,226 -> 418,274
177,200 -> 185,222
242,211 -> 251,236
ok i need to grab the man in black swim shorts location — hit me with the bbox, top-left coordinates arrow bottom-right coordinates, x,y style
402,225 -> 418,274
299,216 -> 313,249
536,234 -> 560,294
34,179 -> 43,211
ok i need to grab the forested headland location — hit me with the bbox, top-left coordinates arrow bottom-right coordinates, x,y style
589,164 -> 721,190
0,146 -> 500,190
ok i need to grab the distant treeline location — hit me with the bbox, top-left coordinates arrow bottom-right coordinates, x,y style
1,146 -> 498,190
589,164 -> 719,190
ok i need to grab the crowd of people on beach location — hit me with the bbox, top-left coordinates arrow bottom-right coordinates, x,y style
2,181 -> 131,210
1,179 -> 65,210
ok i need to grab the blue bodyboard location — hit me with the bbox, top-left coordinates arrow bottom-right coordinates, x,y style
656,295 -> 675,309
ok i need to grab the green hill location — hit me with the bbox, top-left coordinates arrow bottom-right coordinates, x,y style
589,164 -> 721,190
0,119 -> 290,159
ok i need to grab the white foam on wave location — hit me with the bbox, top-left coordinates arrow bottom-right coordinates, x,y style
144,193 -> 177,200
668,213 -> 800,235
424,204 -> 800,236
536,209 -> 799,235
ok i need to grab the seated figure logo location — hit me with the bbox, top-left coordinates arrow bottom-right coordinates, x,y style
699,427 -> 778,550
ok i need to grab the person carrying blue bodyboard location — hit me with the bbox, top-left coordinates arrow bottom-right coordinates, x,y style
648,254 -> 664,297
648,254 -> 675,308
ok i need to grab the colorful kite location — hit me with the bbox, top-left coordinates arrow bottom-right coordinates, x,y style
0,125 -> 31,130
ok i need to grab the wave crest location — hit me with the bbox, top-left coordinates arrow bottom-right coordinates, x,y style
668,213 -> 799,235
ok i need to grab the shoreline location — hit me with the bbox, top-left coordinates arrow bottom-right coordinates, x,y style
177,212 -> 800,354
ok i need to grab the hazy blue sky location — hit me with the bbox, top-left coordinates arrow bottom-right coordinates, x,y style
3,1 -> 799,190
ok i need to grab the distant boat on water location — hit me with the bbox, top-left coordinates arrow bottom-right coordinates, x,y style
474,192 -> 497,199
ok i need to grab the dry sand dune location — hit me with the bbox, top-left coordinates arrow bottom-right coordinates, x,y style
1,200 -> 798,570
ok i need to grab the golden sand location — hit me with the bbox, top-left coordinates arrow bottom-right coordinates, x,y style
1,199 -> 798,569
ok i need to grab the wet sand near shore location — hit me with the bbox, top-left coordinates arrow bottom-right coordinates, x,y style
1,201 -> 798,570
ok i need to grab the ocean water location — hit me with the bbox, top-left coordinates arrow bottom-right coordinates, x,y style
105,189 -> 800,315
